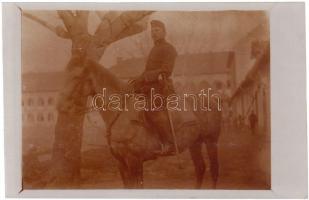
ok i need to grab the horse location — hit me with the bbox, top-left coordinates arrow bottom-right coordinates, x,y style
85,59 -> 222,189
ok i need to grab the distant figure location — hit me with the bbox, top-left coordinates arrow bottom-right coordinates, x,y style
240,115 -> 245,130
233,115 -> 238,131
249,111 -> 258,134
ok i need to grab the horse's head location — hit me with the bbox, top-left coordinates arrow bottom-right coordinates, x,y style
84,59 -> 127,95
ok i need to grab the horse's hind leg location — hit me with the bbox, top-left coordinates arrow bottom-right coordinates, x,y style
117,159 -> 130,188
133,163 -> 144,188
118,158 -> 143,188
205,137 -> 219,189
189,141 -> 206,189
125,155 -> 144,189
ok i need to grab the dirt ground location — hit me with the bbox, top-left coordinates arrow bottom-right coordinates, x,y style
23,124 -> 270,189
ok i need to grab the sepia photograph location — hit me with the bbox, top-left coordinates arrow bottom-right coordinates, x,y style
20,8 -> 271,190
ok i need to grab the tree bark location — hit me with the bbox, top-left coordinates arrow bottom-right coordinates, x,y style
26,10 -> 154,187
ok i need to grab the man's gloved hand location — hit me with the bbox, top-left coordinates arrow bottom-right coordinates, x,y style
158,70 -> 168,80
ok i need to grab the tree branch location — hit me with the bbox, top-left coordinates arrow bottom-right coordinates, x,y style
115,24 -> 146,42
76,10 -> 89,19
23,11 -> 71,39
57,10 -> 75,32
95,11 -> 106,20
94,11 -> 120,38
113,11 -> 153,42
95,11 -> 115,21
94,11 -> 154,47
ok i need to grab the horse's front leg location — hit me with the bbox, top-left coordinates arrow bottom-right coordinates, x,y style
189,141 -> 206,189
127,156 -> 144,189
114,149 -> 144,188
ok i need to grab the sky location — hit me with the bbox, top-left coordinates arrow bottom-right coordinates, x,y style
22,10 -> 268,73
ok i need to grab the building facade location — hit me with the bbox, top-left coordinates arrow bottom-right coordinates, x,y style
22,91 -> 59,127
110,52 -> 236,94
22,52 -> 236,127
22,72 -> 65,127
231,47 -> 270,132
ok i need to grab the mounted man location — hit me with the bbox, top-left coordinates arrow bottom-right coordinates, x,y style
129,19 -> 178,155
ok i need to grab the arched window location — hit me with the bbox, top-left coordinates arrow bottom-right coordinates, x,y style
37,113 -> 44,122
38,97 -> 44,106
27,98 -> 34,106
47,97 -> 54,106
48,113 -> 54,121
226,80 -> 231,88
27,113 -> 34,122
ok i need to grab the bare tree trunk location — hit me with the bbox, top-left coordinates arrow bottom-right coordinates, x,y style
24,10 -> 153,187
23,10 -> 153,187
49,48 -> 102,187
51,112 -> 85,187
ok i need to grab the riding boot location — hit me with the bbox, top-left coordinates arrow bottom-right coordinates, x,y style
155,119 -> 176,155
145,110 -> 176,155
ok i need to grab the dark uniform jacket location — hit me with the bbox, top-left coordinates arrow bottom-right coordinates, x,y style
136,38 -> 177,95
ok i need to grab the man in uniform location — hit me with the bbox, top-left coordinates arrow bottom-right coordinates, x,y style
130,19 -> 178,154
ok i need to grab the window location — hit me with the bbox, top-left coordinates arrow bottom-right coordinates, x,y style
48,113 -> 54,121
37,113 -> 44,122
226,80 -> 231,88
47,97 -> 54,106
27,98 -> 34,106
38,97 -> 45,106
27,113 -> 34,122
214,80 -> 223,90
